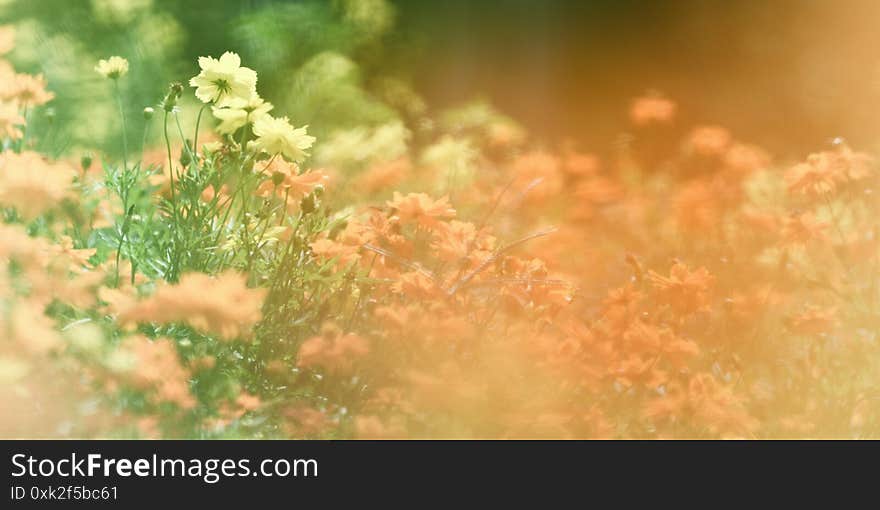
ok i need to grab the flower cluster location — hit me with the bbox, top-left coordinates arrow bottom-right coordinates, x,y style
190,51 -> 314,162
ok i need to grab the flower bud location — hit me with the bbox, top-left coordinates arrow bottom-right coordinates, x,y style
162,82 -> 183,112
143,106 -> 154,119
300,194 -> 316,214
180,143 -> 192,167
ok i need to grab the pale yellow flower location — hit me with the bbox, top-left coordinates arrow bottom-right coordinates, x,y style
248,114 -> 315,162
211,94 -> 273,135
189,51 -> 257,105
0,25 -> 14,55
95,56 -> 129,79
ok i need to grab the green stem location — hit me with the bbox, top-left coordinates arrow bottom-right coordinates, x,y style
163,111 -> 180,280
113,80 -> 129,172
174,115 -> 200,172
141,114 -> 151,162
17,104 -> 29,152
114,206 -> 132,287
163,112 -> 177,205
193,104 -> 207,154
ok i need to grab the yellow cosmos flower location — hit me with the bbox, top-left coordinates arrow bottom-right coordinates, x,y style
95,56 -> 129,79
211,94 -> 273,135
189,51 -> 257,105
248,114 -> 315,163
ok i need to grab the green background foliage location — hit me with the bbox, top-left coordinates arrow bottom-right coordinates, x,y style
1,0 -> 409,158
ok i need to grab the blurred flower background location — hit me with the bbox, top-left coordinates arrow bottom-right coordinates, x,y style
9,0 -> 880,159
1,0 -> 880,438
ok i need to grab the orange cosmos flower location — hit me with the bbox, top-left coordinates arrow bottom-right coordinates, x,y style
254,159 -> 329,200
780,212 -> 828,245
119,336 -> 196,409
630,94 -> 676,126
785,160 -> 838,197
52,236 -> 96,270
673,179 -> 720,232
354,157 -> 410,194
200,183 -> 230,203
390,270 -> 439,300
297,324 -> 369,374
645,373 -> 757,438
622,321 -> 699,369
0,72 -> 54,107
386,192 -> 456,229
309,238 -> 361,269
115,271 -> 266,340
686,125 -> 732,157
686,373 -> 758,437
647,262 -> 714,316
786,145 -> 874,197
0,299 -> 63,355
723,142 -> 770,175
562,147 -> 600,178
0,151 -> 75,219
279,170 -> 329,198
431,219 -> 478,262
